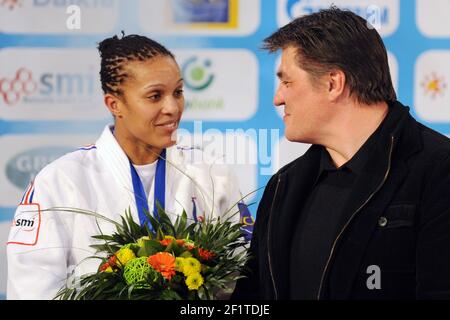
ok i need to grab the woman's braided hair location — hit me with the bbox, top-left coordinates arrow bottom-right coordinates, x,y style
97,32 -> 174,96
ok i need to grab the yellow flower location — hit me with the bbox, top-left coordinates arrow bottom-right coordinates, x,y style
186,257 -> 201,270
137,236 -> 150,248
183,258 -> 201,276
185,273 -> 204,291
104,266 -> 113,273
175,257 -> 186,273
115,247 -> 136,267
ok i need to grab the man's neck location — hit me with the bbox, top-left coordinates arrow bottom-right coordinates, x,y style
322,101 -> 389,168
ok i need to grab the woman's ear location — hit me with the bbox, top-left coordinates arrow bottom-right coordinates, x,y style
104,93 -> 123,118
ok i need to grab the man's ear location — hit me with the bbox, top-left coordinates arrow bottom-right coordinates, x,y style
326,69 -> 347,102
104,93 -> 124,118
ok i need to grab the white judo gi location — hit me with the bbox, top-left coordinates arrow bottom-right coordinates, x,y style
7,125 -> 244,300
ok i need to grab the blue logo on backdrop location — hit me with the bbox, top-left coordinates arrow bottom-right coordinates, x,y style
6,146 -> 73,189
287,0 -> 390,26
171,0 -> 230,23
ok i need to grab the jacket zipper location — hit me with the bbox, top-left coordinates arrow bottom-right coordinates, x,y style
267,175 -> 281,300
316,135 -> 395,300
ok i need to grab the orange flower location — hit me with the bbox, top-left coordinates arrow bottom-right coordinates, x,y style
159,238 -> 185,247
198,248 -> 215,261
147,252 -> 176,280
159,238 -> 172,246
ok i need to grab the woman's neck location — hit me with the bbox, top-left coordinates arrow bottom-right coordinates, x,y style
113,126 -> 162,165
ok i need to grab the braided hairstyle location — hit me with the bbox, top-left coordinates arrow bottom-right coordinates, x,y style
97,32 -> 175,97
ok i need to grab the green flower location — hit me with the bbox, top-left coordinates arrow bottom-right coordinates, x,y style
123,257 -> 159,288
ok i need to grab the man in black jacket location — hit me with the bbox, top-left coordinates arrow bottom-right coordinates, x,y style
233,7 -> 450,300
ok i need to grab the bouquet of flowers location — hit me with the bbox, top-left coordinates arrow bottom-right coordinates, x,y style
55,204 -> 250,300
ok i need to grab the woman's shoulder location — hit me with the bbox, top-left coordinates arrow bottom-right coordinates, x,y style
35,145 -> 100,183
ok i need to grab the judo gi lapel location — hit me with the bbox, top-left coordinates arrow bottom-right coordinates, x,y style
95,125 -> 139,221
165,147 -> 197,222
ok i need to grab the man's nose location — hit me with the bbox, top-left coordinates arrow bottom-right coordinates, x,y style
273,86 -> 285,107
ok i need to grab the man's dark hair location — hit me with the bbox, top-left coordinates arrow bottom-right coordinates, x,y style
97,32 -> 174,96
263,7 -> 396,105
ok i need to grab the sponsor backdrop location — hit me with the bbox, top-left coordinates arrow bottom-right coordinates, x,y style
0,0 -> 449,299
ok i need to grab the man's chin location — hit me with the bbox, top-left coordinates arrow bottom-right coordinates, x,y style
285,131 -> 304,143
285,133 -> 313,145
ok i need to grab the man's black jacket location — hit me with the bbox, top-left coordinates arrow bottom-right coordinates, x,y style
233,101 -> 450,300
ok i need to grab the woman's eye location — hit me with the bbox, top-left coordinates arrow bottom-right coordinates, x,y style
174,89 -> 184,97
148,93 -> 161,101
282,81 -> 290,87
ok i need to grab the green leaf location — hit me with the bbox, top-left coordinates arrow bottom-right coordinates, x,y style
139,239 -> 164,256
180,251 -> 193,258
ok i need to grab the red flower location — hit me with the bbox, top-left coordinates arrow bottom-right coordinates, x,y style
107,255 -> 117,267
198,248 -> 215,261
99,262 -> 110,272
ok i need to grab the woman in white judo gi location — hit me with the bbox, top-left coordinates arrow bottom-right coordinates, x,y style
6,34 -> 249,299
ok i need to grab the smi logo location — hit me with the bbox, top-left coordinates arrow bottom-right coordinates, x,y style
11,215 -> 37,233
0,0 -> 23,10
0,68 -> 37,105
14,218 -> 35,228
182,56 -> 214,91
0,68 -> 95,105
